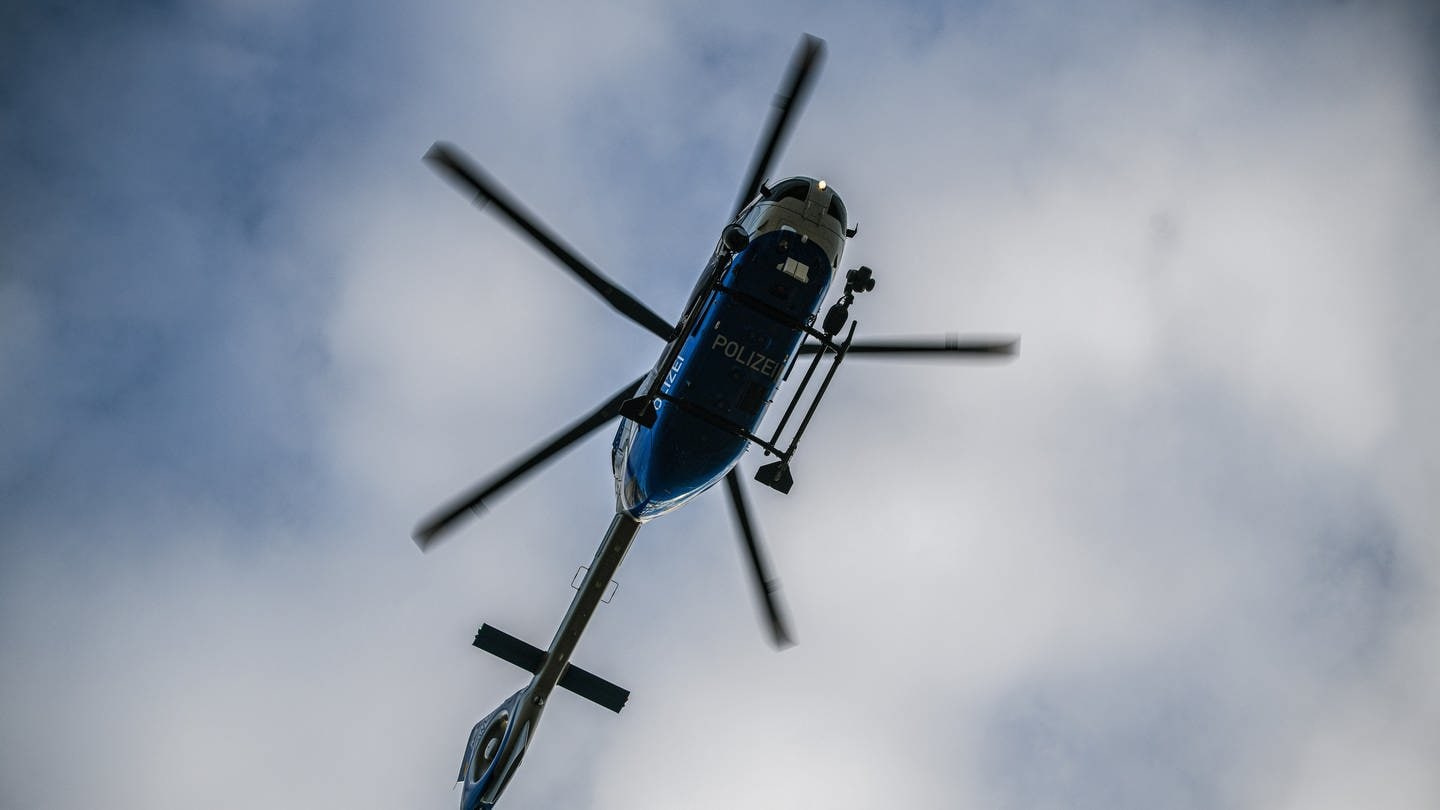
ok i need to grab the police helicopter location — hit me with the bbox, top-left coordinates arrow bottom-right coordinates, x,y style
413,35 -> 1018,809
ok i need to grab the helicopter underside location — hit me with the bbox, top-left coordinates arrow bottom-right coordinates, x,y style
612,228 -> 834,520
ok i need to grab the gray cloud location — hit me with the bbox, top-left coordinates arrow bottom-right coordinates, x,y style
3,1 -> 1437,809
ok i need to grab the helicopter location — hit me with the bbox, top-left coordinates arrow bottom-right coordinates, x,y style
413,34 -> 1018,809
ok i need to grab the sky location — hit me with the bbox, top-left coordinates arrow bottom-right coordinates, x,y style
2,1 -> 1438,808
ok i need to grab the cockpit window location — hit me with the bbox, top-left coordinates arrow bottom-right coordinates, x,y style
767,179 -> 808,204
827,195 -> 847,228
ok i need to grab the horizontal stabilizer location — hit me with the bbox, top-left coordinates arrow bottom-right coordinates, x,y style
557,663 -> 629,713
473,624 -> 544,673
472,624 -> 630,713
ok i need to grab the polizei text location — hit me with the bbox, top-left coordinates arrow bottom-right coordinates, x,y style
711,333 -> 782,379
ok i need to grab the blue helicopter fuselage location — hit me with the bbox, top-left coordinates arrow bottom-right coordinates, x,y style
611,176 -> 848,520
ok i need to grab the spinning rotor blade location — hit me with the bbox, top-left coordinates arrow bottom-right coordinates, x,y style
413,376 -> 646,550
801,335 -> 1020,358
724,470 -> 795,649
425,143 -> 674,341
730,35 -> 826,219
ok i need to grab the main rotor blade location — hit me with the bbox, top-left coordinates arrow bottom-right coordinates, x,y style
800,335 -> 1020,358
425,143 -> 674,341
413,375 -> 646,550
724,469 -> 795,649
730,35 -> 826,219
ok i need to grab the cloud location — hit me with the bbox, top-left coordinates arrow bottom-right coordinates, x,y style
3,2 -> 1437,809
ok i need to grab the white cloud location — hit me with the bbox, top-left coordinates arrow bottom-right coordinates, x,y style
3,2 -> 1437,809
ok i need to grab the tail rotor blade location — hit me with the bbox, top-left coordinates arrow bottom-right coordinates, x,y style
425,143 -> 674,341
731,35 -> 826,219
724,469 -> 795,649
413,376 -> 646,549
801,335 -> 1020,358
